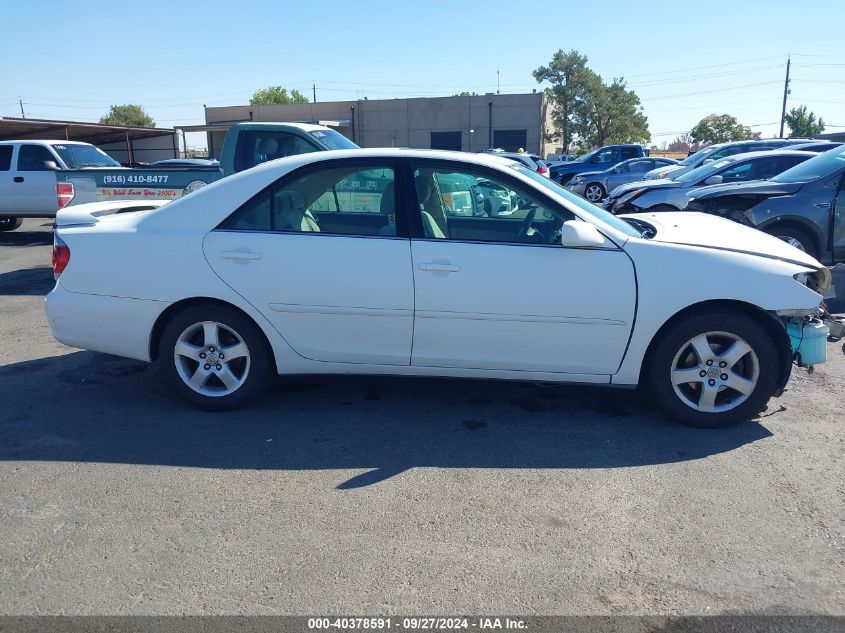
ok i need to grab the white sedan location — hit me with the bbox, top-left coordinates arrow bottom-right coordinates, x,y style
45,149 -> 831,427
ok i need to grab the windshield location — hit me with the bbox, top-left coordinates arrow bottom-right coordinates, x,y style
678,145 -> 719,167
675,158 -> 733,184
512,165 -> 640,238
51,144 -> 120,168
772,146 -> 845,183
309,129 -> 359,150
573,148 -> 597,163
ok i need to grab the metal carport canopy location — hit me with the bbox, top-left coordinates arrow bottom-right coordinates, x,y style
0,117 -> 176,144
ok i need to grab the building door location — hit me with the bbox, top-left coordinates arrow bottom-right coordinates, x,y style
430,131 -> 462,151
493,129 -> 527,152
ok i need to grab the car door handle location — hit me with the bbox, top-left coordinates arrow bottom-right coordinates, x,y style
220,250 -> 261,260
418,262 -> 461,273
814,202 -> 831,209
13,177 -> 23,183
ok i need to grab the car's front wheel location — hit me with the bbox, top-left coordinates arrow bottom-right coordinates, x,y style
647,311 -> 779,427
0,217 -> 23,232
583,183 -> 605,203
159,304 -> 271,410
765,225 -> 818,260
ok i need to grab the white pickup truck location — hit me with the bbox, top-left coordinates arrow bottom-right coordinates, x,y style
0,140 -> 121,231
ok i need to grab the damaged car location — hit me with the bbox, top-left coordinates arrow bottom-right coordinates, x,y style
45,149 -> 832,428
603,150 -> 815,214
685,145 -> 845,264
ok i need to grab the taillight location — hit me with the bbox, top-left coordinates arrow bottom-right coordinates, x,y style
56,182 -> 74,208
537,166 -> 549,175
52,235 -> 70,278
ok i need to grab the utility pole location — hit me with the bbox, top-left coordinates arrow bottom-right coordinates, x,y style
313,83 -> 317,103
779,56 -> 791,138
19,98 -> 24,119
497,69 -> 500,95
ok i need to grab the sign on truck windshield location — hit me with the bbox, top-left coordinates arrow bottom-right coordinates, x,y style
52,144 -> 120,168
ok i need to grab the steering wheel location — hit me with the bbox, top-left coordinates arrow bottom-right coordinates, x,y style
517,207 -> 537,240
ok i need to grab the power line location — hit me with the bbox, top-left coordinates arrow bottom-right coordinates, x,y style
642,80 -> 782,101
624,55 -> 786,79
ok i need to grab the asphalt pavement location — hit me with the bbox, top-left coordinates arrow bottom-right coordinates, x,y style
0,219 -> 843,615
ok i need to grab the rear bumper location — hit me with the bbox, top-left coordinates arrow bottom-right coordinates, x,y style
45,282 -> 167,362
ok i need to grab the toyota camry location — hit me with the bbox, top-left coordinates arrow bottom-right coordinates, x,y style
45,149 -> 831,427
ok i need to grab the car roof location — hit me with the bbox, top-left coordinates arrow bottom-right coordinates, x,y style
717,149 -> 817,161
232,121 -> 331,132
0,139 -> 91,145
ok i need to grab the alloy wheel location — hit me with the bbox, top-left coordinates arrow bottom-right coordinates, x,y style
778,236 -> 806,252
584,185 -> 603,202
173,321 -> 251,397
670,331 -> 760,413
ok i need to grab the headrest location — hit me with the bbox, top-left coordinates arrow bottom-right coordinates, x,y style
257,137 -> 279,155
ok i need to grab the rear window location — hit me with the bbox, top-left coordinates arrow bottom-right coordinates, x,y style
773,146 -> 845,183
233,131 -> 320,173
0,146 -> 11,171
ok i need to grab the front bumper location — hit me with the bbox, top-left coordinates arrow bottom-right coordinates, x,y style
566,182 -> 586,196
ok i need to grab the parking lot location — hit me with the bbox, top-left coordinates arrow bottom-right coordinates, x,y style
1,218 -> 843,615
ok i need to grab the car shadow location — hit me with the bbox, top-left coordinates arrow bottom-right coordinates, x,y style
0,266 -> 54,296
0,230 -> 53,247
0,351 -> 774,489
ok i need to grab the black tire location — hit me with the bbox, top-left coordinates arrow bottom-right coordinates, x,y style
647,310 -> 780,428
764,225 -> 818,259
583,183 -> 606,203
158,303 -> 271,411
0,217 -> 23,232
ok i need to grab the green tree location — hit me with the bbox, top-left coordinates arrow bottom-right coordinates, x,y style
533,50 -> 592,154
99,104 -> 155,127
249,86 -> 310,105
784,105 -> 825,138
534,50 -> 649,152
690,114 -> 752,145
579,76 -> 650,147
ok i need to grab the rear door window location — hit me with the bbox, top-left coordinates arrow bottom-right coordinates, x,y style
17,145 -> 57,171
233,131 -> 320,173
0,146 -> 12,171
620,146 -> 639,160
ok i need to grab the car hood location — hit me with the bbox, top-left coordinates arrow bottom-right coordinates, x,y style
645,164 -> 685,179
611,178 -> 679,196
572,170 -> 604,179
685,179 -> 804,201
623,211 -> 823,269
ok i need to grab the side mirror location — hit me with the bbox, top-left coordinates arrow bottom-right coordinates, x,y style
44,160 -> 60,171
703,158 -> 714,165
704,175 -> 723,185
560,220 -> 605,248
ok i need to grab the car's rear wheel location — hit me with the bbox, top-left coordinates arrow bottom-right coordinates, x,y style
647,311 -> 779,427
0,217 -> 22,232
159,304 -> 270,410
584,183 -> 605,203
765,225 -> 818,259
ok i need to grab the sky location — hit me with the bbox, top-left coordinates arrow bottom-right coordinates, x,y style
1,0 -> 844,153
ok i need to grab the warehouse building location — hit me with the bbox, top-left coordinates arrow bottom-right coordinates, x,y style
188,92 -> 554,158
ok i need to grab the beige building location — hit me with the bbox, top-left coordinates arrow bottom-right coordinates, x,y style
193,92 -> 554,158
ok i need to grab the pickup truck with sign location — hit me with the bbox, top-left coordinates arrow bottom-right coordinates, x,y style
0,123 -> 357,230
0,140 -> 124,231
54,122 -> 358,214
